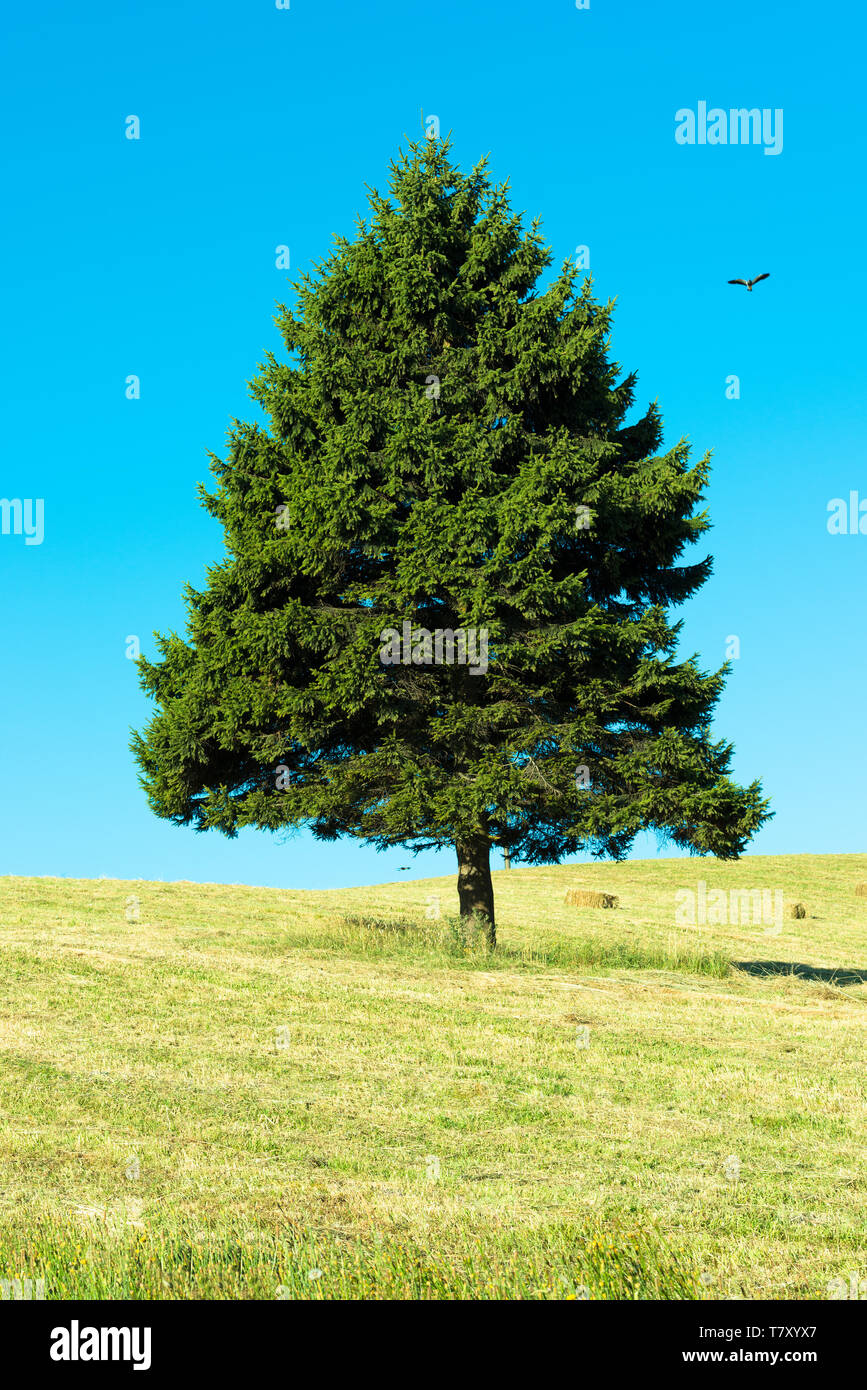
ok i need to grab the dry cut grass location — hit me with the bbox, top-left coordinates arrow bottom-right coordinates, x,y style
0,853 -> 865,1300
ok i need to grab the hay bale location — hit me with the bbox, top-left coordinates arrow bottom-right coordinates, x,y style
564,889 -> 618,909
855,883 -> 867,898
787,902 -> 807,919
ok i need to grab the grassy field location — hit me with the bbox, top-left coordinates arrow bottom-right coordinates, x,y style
0,854 -> 865,1300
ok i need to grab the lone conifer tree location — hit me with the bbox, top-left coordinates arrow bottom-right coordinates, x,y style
133,138 -> 770,945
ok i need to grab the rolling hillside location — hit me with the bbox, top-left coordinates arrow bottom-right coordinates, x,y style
0,854 -> 864,1299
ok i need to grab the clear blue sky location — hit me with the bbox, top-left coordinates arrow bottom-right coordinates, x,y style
1,0 -> 864,890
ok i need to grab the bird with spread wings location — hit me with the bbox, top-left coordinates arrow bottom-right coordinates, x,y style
728,273 -> 770,292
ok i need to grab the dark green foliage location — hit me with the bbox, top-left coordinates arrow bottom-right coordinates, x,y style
132,137 -> 770,919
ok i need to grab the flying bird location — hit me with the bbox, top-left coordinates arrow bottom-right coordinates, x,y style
727,273 -> 770,292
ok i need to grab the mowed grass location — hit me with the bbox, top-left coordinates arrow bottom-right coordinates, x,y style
0,854 -> 865,1300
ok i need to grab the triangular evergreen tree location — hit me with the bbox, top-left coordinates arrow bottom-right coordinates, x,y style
132,137 -> 770,945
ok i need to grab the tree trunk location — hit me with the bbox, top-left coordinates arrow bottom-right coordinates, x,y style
503,848 -> 511,870
455,836 -> 495,947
